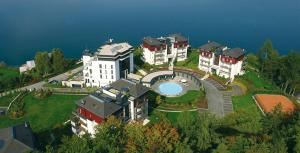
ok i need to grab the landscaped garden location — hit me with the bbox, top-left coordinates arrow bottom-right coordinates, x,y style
0,92 -> 20,107
0,93 -> 84,131
175,49 -> 199,69
232,68 -> 283,116
0,66 -> 19,82
148,89 -> 207,111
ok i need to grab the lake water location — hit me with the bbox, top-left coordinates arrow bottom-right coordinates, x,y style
0,0 -> 300,65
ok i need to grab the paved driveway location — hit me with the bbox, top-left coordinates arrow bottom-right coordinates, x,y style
231,84 -> 244,96
202,79 -> 233,117
20,66 -> 83,91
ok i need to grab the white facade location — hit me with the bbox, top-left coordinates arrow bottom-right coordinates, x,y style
19,60 -> 35,73
83,42 -> 134,87
198,42 -> 245,80
142,45 -> 168,65
142,34 -> 189,65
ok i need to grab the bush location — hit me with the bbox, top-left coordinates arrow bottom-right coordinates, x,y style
8,91 -> 28,118
34,89 -> 52,99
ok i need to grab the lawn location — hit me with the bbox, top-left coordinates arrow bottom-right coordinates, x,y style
0,93 -> 85,131
165,90 -> 204,104
0,66 -> 19,82
176,49 -> 199,69
232,68 -> 281,116
232,93 -> 260,113
236,69 -> 279,91
0,92 -> 20,107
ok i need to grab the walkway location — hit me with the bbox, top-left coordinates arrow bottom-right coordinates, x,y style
134,65 -> 147,76
152,107 -> 208,113
0,66 -> 83,97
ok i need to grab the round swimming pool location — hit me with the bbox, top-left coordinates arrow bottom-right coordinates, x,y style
159,82 -> 183,96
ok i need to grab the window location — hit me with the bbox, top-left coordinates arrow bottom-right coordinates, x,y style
89,69 -> 92,74
100,75 -> 102,79
105,70 -> 107,74
105,65 -> 106,69
111,75 -> 114,79
106,75 -> 107,79
99,64 -> 102,68
100,69 -> 102,73
111,70 -> 113,74
111,65 -> 113,69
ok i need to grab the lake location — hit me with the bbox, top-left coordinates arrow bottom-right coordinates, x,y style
0,0 -> 299,65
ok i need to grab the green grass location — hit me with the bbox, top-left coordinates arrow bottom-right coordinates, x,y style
0,92 -> 20,107
175,49 -> 199,69
0,93 -> 84,132
232,94 -> 259,113
236,69 -> 278,91
0,66 -> 19,82
232,68 -> 281,115
165,90 -> 204,104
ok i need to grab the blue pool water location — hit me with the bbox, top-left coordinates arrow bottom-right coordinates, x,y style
159,82 -> 183,96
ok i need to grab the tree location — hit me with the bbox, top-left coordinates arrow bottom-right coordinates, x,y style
256,39 -> 279,79
51,48 -> 65,73
262,104 -> 284,134
177,112 -> 218,152
124,123 -> 147,153
93,116 -> 126,153
245,143 -> 271,153
294,114 -> 300,153
35,51 -> 51,76
145,118 -> 180,152
57,135 -> 92,153
281,51 -> 300,95
212,143 -> 229,153
271,131 -> 288,153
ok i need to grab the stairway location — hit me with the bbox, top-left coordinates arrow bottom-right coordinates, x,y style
222,91 -> 233,115
168,49 -> 178,71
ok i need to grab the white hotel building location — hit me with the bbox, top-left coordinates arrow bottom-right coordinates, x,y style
142,34 -> 189,65
198,41 -> 245,79
83,42 -> 134,87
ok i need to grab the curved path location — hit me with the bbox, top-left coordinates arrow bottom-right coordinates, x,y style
145,68 -> 234,117
0,66 -> 83,97
152,106 -> 208,113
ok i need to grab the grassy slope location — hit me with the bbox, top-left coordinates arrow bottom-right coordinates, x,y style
0,67 -> 19,81
176,49 -> 199,69
165,90 -> 204,104
0,94 -> 84,131
232,69 -> 280,116
0,92 -> 20,107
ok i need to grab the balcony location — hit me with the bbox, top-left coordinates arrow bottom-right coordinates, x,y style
200,59 -> 210,64
220,65 -> 231,70
220,70 -> 231,74
200,63 -> 209,67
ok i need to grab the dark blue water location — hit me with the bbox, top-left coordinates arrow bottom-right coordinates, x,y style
1,0 -> 300,65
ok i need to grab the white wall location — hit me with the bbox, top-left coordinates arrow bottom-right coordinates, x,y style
198,53 -> 243,80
